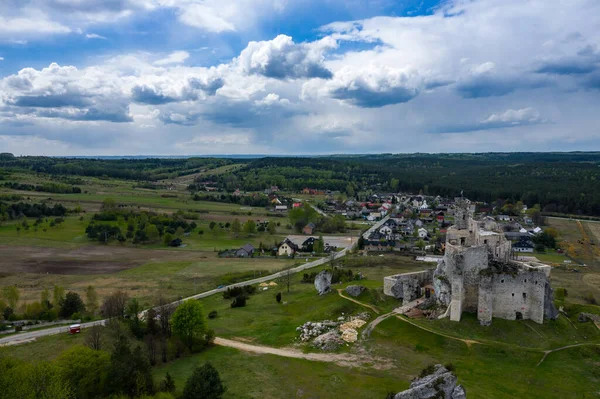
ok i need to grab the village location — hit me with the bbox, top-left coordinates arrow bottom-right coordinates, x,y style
214,185 -> 551,263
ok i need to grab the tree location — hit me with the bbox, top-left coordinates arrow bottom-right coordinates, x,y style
126,298 -> 143,338
3,306 -> 14,321
159,372 -> 176,393
171,300 -> 207,352
40,288 -> 51,308
182,363 -> 225,399
231,218 -> 241,236
101,291 -> 129,319
85,286 -> 98,316
15,361 -> 72,399
156,296 -> 175,363
60,292 -> 85,318
85,325 -> 103,351
145,224 -> 160,243
267,221 -> 276,235
163,232 -> 173,246
209,221 -> 216,231
243,220 -> 256,235
53,286 -> 65,309
56,345 -> 110,399
346,184 -> 355,197
101,198 -> 117,212
276,292 -> 282,303
278,269 -> 293,293
416,239 -> 426,254
313,236 -> 325,254
106,338 -> 153,397
2,286 -> 20,309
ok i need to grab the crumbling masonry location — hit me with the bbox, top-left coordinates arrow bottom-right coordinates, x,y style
384,199 -> 558,325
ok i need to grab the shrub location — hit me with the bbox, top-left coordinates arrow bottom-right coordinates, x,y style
584,293 -> 598,305
419,364 -> 436,378
208,310 -> 218,319
231,295 -> 247,308
222,285 -> 256,299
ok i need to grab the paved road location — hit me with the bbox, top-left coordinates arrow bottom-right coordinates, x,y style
0,320 -> 105,347
0,215 -> 390,346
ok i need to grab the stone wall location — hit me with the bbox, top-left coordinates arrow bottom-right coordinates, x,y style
383,269 -> 435,302
488,271 -> 547,324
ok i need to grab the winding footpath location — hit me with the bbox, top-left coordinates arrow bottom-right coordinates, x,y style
0,216 -> 391,348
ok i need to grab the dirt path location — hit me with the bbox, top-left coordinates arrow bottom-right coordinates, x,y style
336,289 -> 381,314
536,343 -> 600,366
394,315 -> 481,347
335,289 -> 481,347
213,337 -> 393,369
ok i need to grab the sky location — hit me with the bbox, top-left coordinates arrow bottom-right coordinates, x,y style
0,0 -> 599,156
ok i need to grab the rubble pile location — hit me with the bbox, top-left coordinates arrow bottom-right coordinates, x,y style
297,313 -> 371,348
296,320 -> 339,342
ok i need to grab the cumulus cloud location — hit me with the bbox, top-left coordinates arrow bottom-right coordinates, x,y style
305,65 -> 422,107
237,35 -> 335,80
85,33 -> 106,40
456,63 -> 550,98
482,107 -> 544,126
0,62 -> 131,123
154,51 -> 190,66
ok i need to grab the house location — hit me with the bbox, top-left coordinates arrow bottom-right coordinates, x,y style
418,228 -> 428,239
278,239 -> 298,256
513,239 -> 534,253
301,237 -> 317,252
496,215 -> 511,222
292,202 -> 302,208
275,205 -> 288,212
379,225 -> 393,236
533,226 -> 543,234
235,244 -> 255,257
233,189 -> 242,196
302,223 -> 316,235
169,238 -> 183,247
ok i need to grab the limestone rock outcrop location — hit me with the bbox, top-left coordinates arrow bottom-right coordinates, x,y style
314,270 -> 332,295
345,285 -> 366,297
393,365 -> 466,399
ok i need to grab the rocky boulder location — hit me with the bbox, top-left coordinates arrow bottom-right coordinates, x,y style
393,365 -> 466,399
345,285 -> 366,297
313,330 -> 344,351
314,270 -> 332,295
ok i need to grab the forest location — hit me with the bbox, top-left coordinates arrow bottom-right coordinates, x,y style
1,152 -> 600,216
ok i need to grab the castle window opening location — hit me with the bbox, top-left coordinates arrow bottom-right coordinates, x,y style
501,279 -> 504,283
523,293 -> 527,299
460,237 -> 465,245
512,293 -> 514,297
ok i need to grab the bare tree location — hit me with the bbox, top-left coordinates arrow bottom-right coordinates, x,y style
101,290 -> 129,319
156,295 -> 175,363
278,268 -> 293,293
85,325 -> 103,350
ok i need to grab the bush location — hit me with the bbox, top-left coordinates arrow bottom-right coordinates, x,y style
222,286 -> 256,300
231,295 -> 247,308
208,310 -> 218,319
159,372 -> 176,393
584,293 -> 598,305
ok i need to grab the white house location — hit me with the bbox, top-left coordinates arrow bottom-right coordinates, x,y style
496,215 -> 511,221
418,228 -> 428,239
533,226 -> 543,234
278,239 -> 298,256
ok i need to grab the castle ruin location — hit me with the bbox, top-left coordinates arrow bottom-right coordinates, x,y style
384,199 -> 558,325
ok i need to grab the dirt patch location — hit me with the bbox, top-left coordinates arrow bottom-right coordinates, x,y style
1,245 -> 217,275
